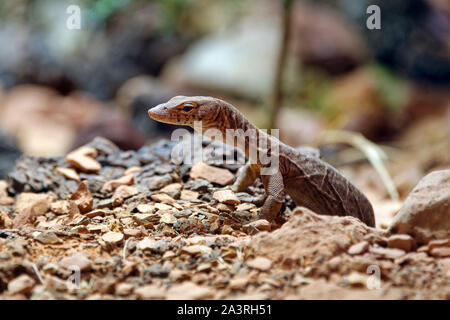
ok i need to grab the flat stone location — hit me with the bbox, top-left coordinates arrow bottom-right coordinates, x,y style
160,212 -> 177,224
112,185 -> 138,206
50,200 -> 80,216
428,239 -> 450,252
133,213 -> 159,226
115,282 -> 134,296
135,284 -> 166,299
190,162 -> 234,186
430,247 -> 450,257
370,246 -> 406,259
136,204 -> 154,213
247,256 -> 272,271
102,231 -> 124,244
59,252 -> 92,272
213,190 -> 240,205
87,224 -> 108,234
154,203 -> 173,211
55,167 -> 80,181
180,190 -> 199,200
243,219 -> 271,235
124,166 -> 141,175
137,238 -> 156,251
102,174 -> 134,193
387,234 -> 416,252
34,231 -> 63,244
161,183 -> 182,193
151,193 -> 176,204
8,274 -> 36,295
347,241 -> 370,255
84,209 -> 106,218
66,146 -> 101,173
229,277 -> 248,290
166,282 -> 213,300
122,228 -> 141,239
182,245 -> 212,255
236,203 -> 256,211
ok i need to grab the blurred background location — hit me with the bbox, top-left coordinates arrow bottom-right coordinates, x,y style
0,0 -> 449,209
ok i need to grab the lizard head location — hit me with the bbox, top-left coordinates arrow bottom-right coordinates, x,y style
148,96 -> 224,130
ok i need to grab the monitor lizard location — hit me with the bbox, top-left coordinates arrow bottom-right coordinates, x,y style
148,96 -> 375,227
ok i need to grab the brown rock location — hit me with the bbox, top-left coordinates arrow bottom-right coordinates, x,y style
166,282 -> 214,300
66,146 -> 101,173
123,228 -> 142,239
87,224 -> 108,234
102,231 -> 124,244
370,246 -> 406,259
102,174 -> 134,193
347,241 -> 370,255
112,185 -> 138,206
180,190 -> 199,200
229,277 -> 249,290
69,181 -> 93,213
182,245 -> 212,255
430,247 -> 450,258
389,170 -> 450,243
50,200 -> 80,216
55,167 -> 80,181
243,219 -> 271,235
387,234 -> 416,252
428,239 -> 450,252
236,203 -> 256,211
137,238 -> 156,251
136,204 -> 154,213
190,162 -> 234,186
8,274 -> 36,295
124,166 -> 141,175
213,190 -> 240,205
161,183 -> 182,193
160,212 -> 177,224
84,209 -> 105,218
115,282 -> 134,296
247,207 -> 378,267
135,285 -> 166,299
151,193 -> 176,204
13,207 -> 35,229
16,192 -> 56,216
133,213 -> 159,226
247,256 -> 272,271
59,252 -> 92,271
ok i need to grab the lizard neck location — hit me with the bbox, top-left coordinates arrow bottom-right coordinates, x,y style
210,104 -> 274,164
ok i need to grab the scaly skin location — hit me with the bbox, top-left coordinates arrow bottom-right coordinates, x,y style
148,96 -> 375,227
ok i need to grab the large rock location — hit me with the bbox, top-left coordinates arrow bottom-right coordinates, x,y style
389,170 -> 450,243
246,207 -> 383,270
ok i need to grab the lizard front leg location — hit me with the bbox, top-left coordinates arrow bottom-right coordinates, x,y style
259,171 -> 285,222
230,162 -> 260,192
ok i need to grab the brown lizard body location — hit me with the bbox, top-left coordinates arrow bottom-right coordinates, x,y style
148,96 -> 375,227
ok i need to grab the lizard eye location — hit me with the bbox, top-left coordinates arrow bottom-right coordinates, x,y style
181,103 -> 195,112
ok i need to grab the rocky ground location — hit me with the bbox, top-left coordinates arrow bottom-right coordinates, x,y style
0,136 -> 449,300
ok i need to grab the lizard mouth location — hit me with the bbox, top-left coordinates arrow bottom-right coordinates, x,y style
148,105 -> 173,124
